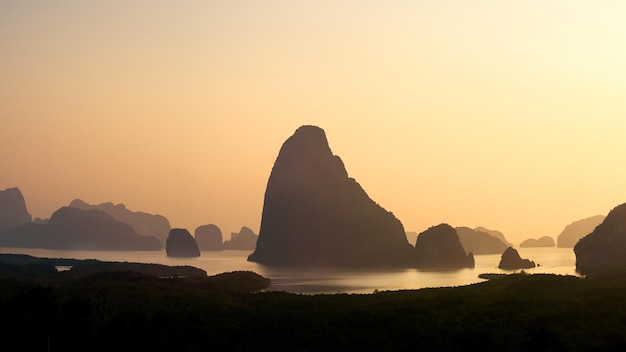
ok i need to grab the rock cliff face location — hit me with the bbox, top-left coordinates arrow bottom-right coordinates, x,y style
575,203 -> 626,276
248,125 -> 414,267
455,227 -> 509,255
195,224 -> 223,251
69,199 -> 171,245
557,215 -> 605,248
166,228 -> 200,257
498,247 -> 536,270
414,224 -> 474,268
223,226 -> 258,250
0,187 -> 32,233
520,236 -> 555,248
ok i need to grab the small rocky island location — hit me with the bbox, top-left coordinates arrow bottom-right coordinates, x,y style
166,228 -> 201,257
498,247 -> 536,270
195,224 -> 223,251
414,224 -> 474,268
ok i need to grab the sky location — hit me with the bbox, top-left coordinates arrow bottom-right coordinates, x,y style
2,1 -> 626,244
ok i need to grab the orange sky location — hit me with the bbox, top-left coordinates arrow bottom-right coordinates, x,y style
2,1 -> 626,244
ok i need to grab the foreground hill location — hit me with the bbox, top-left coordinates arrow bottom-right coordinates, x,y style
1,263 -> 625,351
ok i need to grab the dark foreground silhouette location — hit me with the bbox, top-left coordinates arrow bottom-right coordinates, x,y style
2,254 -> 626,351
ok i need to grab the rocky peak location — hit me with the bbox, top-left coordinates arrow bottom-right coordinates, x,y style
0,187 -> 32,232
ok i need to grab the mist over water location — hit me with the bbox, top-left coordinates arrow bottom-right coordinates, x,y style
0,247 -> 577,294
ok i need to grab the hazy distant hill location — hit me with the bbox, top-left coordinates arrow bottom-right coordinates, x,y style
520,236 -> 555,248
455,226 -> 509,255
0,206 -> 161,250
557,215 -> 605,248
223,226 -> 258,250
0,187 -> 32,233
69,199 -> 171,245
473,226 -> 512,246
248,125 -> 414,267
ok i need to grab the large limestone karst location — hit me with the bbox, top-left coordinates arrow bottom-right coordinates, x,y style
0,206 -> 162,250
455,226 -> 509,255
0,187 -> 32,233
574,203 -> 626,276
498,247 -> 536,270
414,224 -> 474,268
248,125 -> 414,267
166,228 -> 200,257
195,224 -> 223,251
69,199 -> 171,245
557,215 -> 605,248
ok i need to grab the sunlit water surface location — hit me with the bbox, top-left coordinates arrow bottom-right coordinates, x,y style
0,247 -> 577,294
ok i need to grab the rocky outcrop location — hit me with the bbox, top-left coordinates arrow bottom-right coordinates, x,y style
455,226 -> 509,255
575,203 -> 626,276
248,125 -> 414,267
0,207 -> 162,250
0,187 -> 32,232
195,224 -> 223,251
498,247 -> 536,270
414,224 -> 474,268
557,215 -> 605,248
473,226 -> 512,246
69,199 -> 171,245
520,236 -> 555,248
166,228 -> 200,257
223,226 -> 258,250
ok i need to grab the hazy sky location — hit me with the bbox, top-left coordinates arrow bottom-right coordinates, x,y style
2,1 -> 625,244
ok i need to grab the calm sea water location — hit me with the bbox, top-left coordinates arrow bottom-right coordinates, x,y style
0,247 -> 578,294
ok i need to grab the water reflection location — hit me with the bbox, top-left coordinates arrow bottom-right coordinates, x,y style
0,247 -> 578,294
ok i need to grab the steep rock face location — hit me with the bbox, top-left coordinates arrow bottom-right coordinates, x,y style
414,224 -> 474,268
455,227 -> 509,255
69,199 -> 171,245
45,207 -> 162,250
223,226 -> 258,250
0,187 -> 32,232
248,125 -> 414,267
575,203 -> 626,276
498,247 -> 536,270
195,224 -> 223,251
557,215 -> 605,248
166,228 -> 200,257
520,236 -> 555,248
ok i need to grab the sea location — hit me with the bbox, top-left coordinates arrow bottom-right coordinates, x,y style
0,246 -> 578,294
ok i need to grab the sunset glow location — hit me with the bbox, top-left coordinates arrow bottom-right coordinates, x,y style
2,1 -> 626,244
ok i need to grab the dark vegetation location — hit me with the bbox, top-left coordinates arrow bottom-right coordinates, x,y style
2,254 -> 626,351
